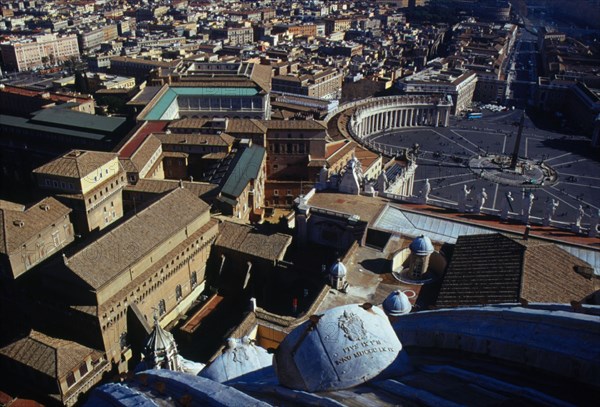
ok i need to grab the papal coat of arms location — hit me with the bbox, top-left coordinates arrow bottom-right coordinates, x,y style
338,310 -> 367,341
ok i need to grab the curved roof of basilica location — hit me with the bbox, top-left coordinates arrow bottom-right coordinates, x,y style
85,304 -> 600,407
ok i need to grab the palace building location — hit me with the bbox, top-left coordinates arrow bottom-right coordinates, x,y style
50,188 -> 218,372
33,150 -> 126,234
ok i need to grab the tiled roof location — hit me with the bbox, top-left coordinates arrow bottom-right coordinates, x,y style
436,234 -> 524,307
521,243 -> 594,303
124,179 -> 218,200
436,233 -> 595,307
225,119 -> 268,134
130,134 -> 162,173
214,222 -> 291,261
167,118 -> 210,130
118,121 -> 169,159
308,192 -> 388,224
324,140 -> 350,159
354,145 -> 380,170
0,200 -> 25,211
0,330 -> 99,379
65,188 -> 209,290
33,150 -> 118,179
155,132 -> 235,147
259,120 -> 327,130
0,197 -> 71,255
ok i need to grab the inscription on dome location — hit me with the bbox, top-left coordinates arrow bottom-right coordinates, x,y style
275,304 -> 401,392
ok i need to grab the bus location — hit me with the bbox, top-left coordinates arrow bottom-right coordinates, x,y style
467,112 -> 483,120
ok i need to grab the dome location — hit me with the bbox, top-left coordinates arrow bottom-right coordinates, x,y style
275,303 -> 401,392
199,337 -> 273,383
409,235 -> 434,256
330,260 -> 347,277
382,290 -> 412,316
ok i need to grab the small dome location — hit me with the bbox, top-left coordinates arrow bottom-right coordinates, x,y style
199,337 -> 272,383
409,235 -> 434,256
382,290 -> 412,316
330,260 -> 347,277
274,303 -> 402,392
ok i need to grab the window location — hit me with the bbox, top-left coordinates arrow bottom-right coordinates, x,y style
66,372 -> 76,388
79,363 -> 88,377
274,190 -> 279,196
52,231 -> 60,247
176,285 -> 182,301
190,271 -> 197,288
158,299 -> 166,316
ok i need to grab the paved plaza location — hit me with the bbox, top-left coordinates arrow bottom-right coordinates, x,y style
368,110 -> 600,223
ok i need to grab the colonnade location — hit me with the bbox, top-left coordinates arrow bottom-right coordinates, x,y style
347,95 -> 453,140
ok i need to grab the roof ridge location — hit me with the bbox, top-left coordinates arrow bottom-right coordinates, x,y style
75,187 -> 189,254
26,330 -> 60,373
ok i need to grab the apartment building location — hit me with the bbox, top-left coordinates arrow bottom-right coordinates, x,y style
0,34 -> 80,72
272,68 -> 343,100
210,26 -> 254,46
397,60 -> 478,114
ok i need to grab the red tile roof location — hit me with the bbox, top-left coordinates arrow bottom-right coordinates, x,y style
118,121 -> 169,158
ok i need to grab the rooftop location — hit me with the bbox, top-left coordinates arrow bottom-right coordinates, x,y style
0,197 -> 71,255
140,85 -> 262,121
87,304 -> 600,406
214,222 -> 292,262
0,330 -> 100,380
30,107 -> 126,134
219,144 -> 265,199
33,150 -> 118,180
437,233 -> 594,307
64,188 -> 209,290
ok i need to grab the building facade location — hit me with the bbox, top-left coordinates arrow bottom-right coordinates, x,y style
272,68 -> 343,100
0,34 -> 80,72
54,188 -> 219,372
33,150 -> 126,234
0,197 -> 74,280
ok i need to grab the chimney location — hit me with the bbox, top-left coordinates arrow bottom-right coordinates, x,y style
524,225 -> 531,240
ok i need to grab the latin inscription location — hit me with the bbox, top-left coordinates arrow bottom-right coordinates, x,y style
334,339 -> 396,366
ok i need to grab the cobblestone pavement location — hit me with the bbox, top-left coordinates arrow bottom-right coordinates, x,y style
368,111 -> 600,223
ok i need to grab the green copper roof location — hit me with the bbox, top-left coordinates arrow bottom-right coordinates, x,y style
220,144 -> 265,199
144,87 -> 260,120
